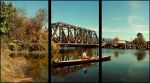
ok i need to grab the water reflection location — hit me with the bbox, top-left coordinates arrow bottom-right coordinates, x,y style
52,48 -> 99,62
102,49 -> 149,82
112,49 -> 147,61
51,48 -> 99,82
51,63 -> 98,76
9,53 -> 48,82
114,51 -> 119,57
134,50 -> 146,61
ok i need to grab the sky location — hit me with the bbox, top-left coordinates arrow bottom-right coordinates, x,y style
102,1 -> 149,41
52,1 -> 99,35
5,1 -> 48,27
10,1 -> 48,18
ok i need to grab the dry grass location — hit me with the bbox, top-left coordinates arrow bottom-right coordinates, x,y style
0,28 -> 48,82
1,51 -> 33,82
0,40 -> 30,82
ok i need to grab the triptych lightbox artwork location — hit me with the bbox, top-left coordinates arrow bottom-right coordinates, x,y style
0,0 -> 149,83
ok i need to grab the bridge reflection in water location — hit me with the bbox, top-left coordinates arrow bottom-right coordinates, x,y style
51,48 -> 99,62
51,63 -> 98,77
51,48 -> 99,82
51,48 -> 99,76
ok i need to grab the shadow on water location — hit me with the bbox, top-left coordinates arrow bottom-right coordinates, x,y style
9,52 -> 48,82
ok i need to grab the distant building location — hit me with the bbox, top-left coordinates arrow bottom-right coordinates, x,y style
114,37 -> 119,46
119,40 -> 126,44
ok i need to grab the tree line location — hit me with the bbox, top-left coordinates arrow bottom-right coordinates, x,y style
0,1 -> 48,51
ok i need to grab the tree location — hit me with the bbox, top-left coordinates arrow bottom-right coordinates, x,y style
132,38 -> 139,45
132,32 -> 146,47
33,8 -> 48,31
9,7 -> 27,41
0,1 -> 16,35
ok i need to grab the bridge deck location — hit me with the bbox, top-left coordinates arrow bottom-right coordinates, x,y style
57,43 -> 99,47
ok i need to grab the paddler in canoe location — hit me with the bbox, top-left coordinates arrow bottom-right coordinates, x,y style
82,50 -> 90,59
81,50 -> 96,59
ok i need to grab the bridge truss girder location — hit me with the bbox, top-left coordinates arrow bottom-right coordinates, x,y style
51,22 -> 99,45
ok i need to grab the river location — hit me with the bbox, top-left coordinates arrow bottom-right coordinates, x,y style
51,47 -> 99,82
2,48 -> 148,82
102,48 -> 149,82
1,52 -> 48,82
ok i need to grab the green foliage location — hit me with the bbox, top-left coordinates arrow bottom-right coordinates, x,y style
0,1 -> 16,35
0,27 -> 8,34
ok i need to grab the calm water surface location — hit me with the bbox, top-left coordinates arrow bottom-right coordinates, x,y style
51,48 -> 99,82
9,53 -> 48,82
102,48 -> 149,82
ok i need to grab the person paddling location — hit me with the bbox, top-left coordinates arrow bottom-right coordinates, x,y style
82,50 -> 90,59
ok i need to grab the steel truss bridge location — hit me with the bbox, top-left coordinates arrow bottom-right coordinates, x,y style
51,22 -> 99,47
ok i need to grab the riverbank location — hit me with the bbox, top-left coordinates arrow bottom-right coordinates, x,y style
1,49 -> 29,82
1,49 -> 48,82
1,30 -> 48,82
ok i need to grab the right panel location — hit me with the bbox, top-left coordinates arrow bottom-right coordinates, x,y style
102,1 -> 149,83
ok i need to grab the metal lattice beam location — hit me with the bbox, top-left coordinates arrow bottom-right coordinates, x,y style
51,22 -> 99,46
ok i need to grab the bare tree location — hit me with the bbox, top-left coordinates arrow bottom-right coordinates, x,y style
34,8 -> 48,31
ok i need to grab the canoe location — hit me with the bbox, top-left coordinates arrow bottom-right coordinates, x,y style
101,56 -> 111,61
52,56 -> 111,67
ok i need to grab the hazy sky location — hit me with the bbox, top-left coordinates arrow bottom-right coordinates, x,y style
52,1 -> 99,35
102,1 -> 149,41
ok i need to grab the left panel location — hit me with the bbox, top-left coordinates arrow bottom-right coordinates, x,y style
0,1 -> 48,82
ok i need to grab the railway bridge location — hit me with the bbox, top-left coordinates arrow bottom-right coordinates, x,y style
51,22 -> 99,47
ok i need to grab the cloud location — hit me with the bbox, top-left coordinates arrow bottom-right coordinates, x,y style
128,1 -> 141,13
127,15 -> 149,34
102,26 -> 149,34
111,17 -> 122,21
129,24 -> 149,34
102,1 -> 149,40
127,1 -> 149,34
128,16 -> 138,25
128,16 -> 145,25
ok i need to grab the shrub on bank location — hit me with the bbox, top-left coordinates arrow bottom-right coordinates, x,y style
51,40 -> 60,52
